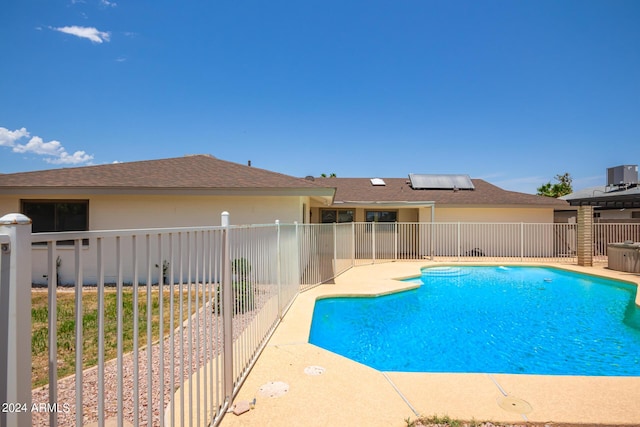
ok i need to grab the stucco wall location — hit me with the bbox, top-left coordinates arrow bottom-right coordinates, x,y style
397,208 -> 419,222
0,194 -> 308,229
89,194 -> 306,228
432,206 -> 554,223
0,196 -> 20,215
312,206 -> 554,224
596,209 -> 640,221
1,193 -> 308,285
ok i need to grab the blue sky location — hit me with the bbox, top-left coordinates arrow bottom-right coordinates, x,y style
1,0 -> 639,194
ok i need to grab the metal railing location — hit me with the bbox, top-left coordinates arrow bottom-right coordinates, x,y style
2,216 -> 638,427
351,222 -> 578,264
1,213 -> 321,427
593,223 -> 640,261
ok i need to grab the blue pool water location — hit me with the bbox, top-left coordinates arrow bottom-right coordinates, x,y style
308,266 -> 640,375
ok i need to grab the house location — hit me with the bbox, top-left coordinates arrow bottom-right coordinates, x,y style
0,154 -> 335,230
312,174 -> 568,224
0,157 -> 573,282
309,174 -> 570,260
0,155 -> 335,284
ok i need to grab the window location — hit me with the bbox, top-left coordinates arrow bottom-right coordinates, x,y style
366,210 -> 397,222
321,209 -> 354,223
632,211 -> 640,219
22,200 -> 89,244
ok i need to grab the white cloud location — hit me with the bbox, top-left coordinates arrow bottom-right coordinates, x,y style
52,25 -> 110,43
0,127 -> 30,147
48,150 -> 94,165
100,0 -> 117,7
13,136 -> 64,156
0,126 -> 94,166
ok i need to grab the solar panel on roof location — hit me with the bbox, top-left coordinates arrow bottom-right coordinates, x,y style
408,174 -> 475,190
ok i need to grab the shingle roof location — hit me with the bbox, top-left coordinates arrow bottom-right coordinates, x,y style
317,177 -> 569,207
0,155 -> 332,193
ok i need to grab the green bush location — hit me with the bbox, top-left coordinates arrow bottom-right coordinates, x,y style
233,280 -> 255,313
214,258 -> 255,315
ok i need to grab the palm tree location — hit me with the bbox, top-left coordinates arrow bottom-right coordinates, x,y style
537,173 -> 572,197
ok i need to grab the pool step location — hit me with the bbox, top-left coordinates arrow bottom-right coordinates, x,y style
420,267 -> 470,278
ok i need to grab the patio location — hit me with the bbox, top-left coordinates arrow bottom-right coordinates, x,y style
219,262 -> 640,426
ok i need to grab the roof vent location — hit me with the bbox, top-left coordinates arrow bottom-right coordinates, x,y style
370,178 -> 386,186
607,165 -> 638,187
304,176 -> 315,181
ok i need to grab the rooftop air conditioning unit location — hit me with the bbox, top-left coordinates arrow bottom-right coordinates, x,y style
607,165 -> 638,187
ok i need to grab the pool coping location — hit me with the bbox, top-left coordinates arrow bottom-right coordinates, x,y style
220,261 -> 640,426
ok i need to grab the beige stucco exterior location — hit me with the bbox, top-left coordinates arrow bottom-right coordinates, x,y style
0,193 -> 312,229
430,206 -> 554,223
311,205 -> 555,224
0,192 -> 314,285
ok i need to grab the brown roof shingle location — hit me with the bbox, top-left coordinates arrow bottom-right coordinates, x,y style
317,177 -> 569,207
0,155 -> 331,192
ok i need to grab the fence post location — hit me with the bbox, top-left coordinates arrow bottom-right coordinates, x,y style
457,222 -> 461,261
0,213 -> 32,427
520,222 -> 524,262
294,221 -> 299,288
394,222 -> 398,260
430,221 -> 435,260
372,223 -> 376,264
332,222 -> 337,276
276,220 -> 282,319
220,212 -> 234,406
351,222 -> 355,267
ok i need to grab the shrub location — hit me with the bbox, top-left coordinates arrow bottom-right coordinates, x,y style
214,258 -> 255,315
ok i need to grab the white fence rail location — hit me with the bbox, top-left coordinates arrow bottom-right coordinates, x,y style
1,217 -> 638,427
351,222 -> 578,264
1,213 -> 315,427
593,223 -> 640,261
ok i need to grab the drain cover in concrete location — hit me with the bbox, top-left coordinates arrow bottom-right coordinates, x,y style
258,381 -> 289,398
304,365 -> 326,376
497,395 -> 533,414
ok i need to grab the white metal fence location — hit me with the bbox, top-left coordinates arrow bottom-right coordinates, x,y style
1,216 -> 638,427
0,213 -> 322,427
593,223 -> 640,261
352,222 -> 578,264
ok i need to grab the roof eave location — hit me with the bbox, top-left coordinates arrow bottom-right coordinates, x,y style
0,186 -> 336,197
333,201 -> 436,207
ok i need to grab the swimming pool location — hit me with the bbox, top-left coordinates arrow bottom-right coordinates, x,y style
308,266 -> 640,376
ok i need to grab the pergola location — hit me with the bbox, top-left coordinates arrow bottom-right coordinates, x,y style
561,185 -> 640,209
561,185 -> 639,266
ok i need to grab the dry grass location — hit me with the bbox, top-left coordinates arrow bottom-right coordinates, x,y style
31,286 -> 209,388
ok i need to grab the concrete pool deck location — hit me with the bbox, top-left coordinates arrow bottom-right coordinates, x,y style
220,262 -> 640,426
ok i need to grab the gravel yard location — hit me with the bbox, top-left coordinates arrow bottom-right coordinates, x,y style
31,285 -> 276,427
